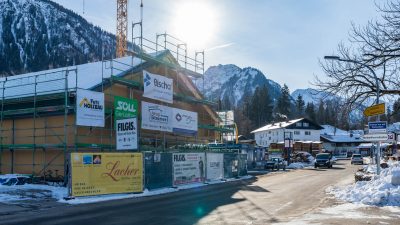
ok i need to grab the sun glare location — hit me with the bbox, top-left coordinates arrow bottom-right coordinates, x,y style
172,2 -> 217,50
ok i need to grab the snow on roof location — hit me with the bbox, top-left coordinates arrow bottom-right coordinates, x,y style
320,125 -> 348,135
356,143 -> 392,148
321,134 -> 365,143
388,122 -> 400,133
0,51 -> 165,99
251,118 -> 304,133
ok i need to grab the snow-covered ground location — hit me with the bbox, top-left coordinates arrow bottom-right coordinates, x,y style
0,175 -> 253,205
329,161 -> 400,206
287,156 -> 315,169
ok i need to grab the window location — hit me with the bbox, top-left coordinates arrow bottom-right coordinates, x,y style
269,137 -> 271,140
296,122 -> 302,127
305,131 -> 311,135
294,131 -> 300,135
303,122 -> 309,127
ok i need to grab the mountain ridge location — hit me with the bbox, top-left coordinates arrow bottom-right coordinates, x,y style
199,64 -> 282,106
0,0 -> 116,76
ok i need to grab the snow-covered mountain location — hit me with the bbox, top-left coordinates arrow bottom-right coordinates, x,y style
291,88 -> 338,104
198,64 -> 282,106
0,0 -> 117,76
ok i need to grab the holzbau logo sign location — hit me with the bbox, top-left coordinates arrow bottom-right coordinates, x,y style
79,97 -> 103,110
143,70 -> 173,103
76,89 -> 105,127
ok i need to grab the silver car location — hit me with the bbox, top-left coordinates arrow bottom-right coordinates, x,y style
351,154 -> 363,165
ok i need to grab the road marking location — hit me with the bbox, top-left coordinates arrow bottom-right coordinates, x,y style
274,201 -> 293,213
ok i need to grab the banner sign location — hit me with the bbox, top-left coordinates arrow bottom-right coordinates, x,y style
172,108 -> 198,135
173,153 -> 205,186
114,96 -> 138,120
116,118 -> 138,150
76,89 -> 105,127
206,153 -> 224,181
217,110 -> 234,126
368,121 -> 387,134
364,103 -> 385,117
362,133 -> 388,142
143,70 -> 173,104
71,153 -> 143,197
141,101 -> 173,132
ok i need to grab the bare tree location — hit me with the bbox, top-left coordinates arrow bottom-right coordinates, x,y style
314,1 -> 400,109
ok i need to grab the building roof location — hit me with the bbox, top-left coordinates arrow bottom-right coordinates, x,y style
251,118 -> 322,133
0,51 -> 167,99
320,134 -> 365,143
320,125 -> 348,135
356,143 -> 396,148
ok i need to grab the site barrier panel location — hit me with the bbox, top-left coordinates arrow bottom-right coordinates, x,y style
144,152 -> 173,190
223,153 -> 239,179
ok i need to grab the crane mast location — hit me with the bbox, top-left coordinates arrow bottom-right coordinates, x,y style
116,0 -> 128,57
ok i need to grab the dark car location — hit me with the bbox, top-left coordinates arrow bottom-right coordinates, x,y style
264,157 -> 286,171
314,153 -> 334,168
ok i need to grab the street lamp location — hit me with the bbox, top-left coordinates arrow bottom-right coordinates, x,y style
324,55 -> 381,174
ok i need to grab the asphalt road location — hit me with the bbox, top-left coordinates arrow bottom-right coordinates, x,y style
1,160 -> 399,225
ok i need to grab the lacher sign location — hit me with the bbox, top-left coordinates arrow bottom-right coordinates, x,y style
71,153 -> 143,197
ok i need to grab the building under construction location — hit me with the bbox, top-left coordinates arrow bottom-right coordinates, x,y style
0,35 -> 230,177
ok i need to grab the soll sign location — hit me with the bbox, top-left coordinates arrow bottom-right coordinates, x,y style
114,96 -> 138,120
363,103 -> 385,117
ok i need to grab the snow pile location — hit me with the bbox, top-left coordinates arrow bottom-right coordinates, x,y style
330,162 -> 400,206
287,163 -> 305,169
287,156 -> 314,170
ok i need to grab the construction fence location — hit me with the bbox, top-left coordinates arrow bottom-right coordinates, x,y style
70,151 -> 247,197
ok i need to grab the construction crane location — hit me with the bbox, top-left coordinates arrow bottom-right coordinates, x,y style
116,0 -> 128,58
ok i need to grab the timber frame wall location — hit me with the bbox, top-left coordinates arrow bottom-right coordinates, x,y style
0,52 -> 232,177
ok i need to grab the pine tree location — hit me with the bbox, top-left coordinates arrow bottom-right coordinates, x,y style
391,98 -> 400,122
249,85 -> 273,128
305,102 -> 316,122
295,94 -> 305,117
317,100 -> 325,124
276,84 -> 291,118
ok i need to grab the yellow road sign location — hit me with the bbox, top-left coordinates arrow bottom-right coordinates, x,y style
364,103 -> 385,117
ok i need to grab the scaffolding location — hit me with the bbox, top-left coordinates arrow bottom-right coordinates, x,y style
0,46 -> 232,179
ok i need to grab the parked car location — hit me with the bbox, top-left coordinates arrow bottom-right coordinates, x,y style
0,175 -> 30,186
265,157 -> 286,170
314,153 -> 334,168
351,154 -> 363,165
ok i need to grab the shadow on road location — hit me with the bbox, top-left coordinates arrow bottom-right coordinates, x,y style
4,177 -> 275,225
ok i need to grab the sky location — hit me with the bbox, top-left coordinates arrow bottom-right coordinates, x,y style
53,0 -> 381,92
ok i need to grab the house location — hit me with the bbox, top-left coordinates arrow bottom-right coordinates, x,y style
251,118 -> 323,148
0,50 -> 223,175
319,125 -> 366,157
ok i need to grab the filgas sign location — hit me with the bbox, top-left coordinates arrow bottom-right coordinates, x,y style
116,118 -> 138,150
143,70 -> 173,104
